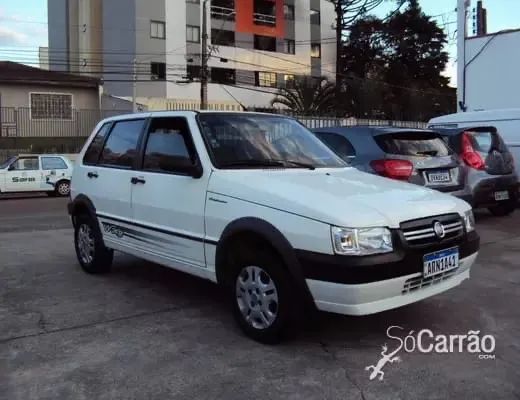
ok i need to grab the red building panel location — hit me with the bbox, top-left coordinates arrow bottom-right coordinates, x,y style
236,0 -> 285,38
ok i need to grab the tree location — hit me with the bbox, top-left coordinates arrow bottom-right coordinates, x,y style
327,0 -> 396,114
341,0 -> 456,120
270,77 -> 336,115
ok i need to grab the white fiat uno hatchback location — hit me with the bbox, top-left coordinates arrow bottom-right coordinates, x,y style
69,112 -> 479,343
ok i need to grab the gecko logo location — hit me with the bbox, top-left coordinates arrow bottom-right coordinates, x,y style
365,326 -> 496,381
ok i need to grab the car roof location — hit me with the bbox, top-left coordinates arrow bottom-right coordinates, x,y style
101,110 -> 293,123
429,108 -> 520,124
434,126 -> 498,136
312,126 -> 438,137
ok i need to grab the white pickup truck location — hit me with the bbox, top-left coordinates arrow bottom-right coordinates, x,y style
0,154 -> 73,196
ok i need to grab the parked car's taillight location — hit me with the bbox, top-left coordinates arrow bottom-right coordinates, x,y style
461,132 -> 485,170
370,159 -> 413,181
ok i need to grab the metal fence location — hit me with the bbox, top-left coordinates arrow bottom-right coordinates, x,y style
0,107 -> 427,162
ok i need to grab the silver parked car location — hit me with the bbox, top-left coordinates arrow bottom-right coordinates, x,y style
435,126 -> 518,216
312,126 -> 469,198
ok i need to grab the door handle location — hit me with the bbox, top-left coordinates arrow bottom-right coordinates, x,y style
87,171 -> 98,179
131,177 -> 146,185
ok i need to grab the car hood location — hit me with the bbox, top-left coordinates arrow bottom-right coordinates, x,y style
208,167 -> 470,228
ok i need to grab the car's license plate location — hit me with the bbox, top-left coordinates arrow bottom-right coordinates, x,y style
428,171 -> 451,183
494,190 -> 510,201
423,247 -> 459,278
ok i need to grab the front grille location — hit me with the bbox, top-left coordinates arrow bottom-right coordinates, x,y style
402,268 -> 459,294
401,214 -> 463,246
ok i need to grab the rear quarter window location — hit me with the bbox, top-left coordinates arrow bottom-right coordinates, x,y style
375,132 -> 452,157
315,132 -> 356,160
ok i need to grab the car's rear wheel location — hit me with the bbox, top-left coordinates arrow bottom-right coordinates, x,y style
488,201 -> 516,217
228,246 -> 300,343
74,214 -> 113,274
55,180 -> 71,197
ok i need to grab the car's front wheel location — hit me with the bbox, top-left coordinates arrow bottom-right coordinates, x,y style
74,214 -> 113,274
228,247 -> 300,343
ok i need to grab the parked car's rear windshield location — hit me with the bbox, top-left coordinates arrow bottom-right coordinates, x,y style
197,113 -> 347,169
464,129 -> 507,153
374,131 -> 453,157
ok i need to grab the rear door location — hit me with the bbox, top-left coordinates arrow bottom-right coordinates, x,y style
373,131 -> 463,190
40,156 -> 71,191
79,118 -> 147,225
462,127 -> 515,175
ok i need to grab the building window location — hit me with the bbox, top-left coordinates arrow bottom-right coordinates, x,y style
211,67 -> 236,84
284,4 -> 295,20
150,21 -> 165,39
311,43 -> 321,58
151,62 -> 166,80
187,65 -> 201,81
254,35 -> 277,52
284,74 -> 295,88
30,93 -> 72,120
211,29 -> 235,46
186,0 -> 200,3
254,0 -> 276,26
211,0 -> 235,20
255,71 -> 277,88
285,39 -> 295,54
186,25 -> 200,43
310,9 -> 320,25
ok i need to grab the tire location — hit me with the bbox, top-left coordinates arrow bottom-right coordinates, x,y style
55,180 -> 71,197
227,246 -> 301,344
74,214 -> 113,274
488,201 -> 516,217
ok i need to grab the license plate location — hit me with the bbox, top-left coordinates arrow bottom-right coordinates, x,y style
423,247 -> 459,278
428,171 -> 451,183
494,190 -> 510,201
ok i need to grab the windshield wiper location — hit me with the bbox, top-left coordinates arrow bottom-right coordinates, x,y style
219,159 -> 286,168
277,159 -> 316,170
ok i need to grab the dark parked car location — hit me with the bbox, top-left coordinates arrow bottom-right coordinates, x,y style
435,126 -> 518,216
312,126 -> 470,198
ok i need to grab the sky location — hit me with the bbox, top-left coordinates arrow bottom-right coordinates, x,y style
0,0 -> 519,87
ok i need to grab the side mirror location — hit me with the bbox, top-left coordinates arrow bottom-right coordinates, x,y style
7,165 -> 15,171
159,156 -> 203,178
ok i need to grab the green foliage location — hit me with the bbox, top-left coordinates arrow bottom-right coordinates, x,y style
270,77 -> 336,115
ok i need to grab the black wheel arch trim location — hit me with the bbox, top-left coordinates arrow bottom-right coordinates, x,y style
215,217 -> 315,307
68,194 -> 98,228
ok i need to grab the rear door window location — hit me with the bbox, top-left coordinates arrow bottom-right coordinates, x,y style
99,119 -> 146,168
315,132 -> 356,160
42,157 -> 68,170
375,132 -> 452,157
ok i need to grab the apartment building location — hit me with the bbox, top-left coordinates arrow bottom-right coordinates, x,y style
48,0 -> 336,108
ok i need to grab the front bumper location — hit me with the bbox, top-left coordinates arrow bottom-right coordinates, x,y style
306,252 -> 477,315
297,228 -> 479,316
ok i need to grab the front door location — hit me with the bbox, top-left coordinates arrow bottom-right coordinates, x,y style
130,116 -> 209,271
5,156 -> 41,192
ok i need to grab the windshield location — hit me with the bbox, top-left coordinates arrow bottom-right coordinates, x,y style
197,113 -> 346,169
0,156 -> 15,169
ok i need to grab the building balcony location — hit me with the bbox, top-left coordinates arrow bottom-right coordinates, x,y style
253,12 -> 276,26
211,5 -> 235,21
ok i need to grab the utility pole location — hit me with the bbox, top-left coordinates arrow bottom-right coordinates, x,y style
457,0 -> 469,112
132,58 -> 137,112
334,1 -> 343,117
200,0 -> 209,110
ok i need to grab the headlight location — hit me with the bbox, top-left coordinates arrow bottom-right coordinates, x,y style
331,226 -> 393,256
463,210 -> 475,232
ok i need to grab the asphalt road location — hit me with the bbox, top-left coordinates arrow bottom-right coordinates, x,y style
1,196 -> 519,400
